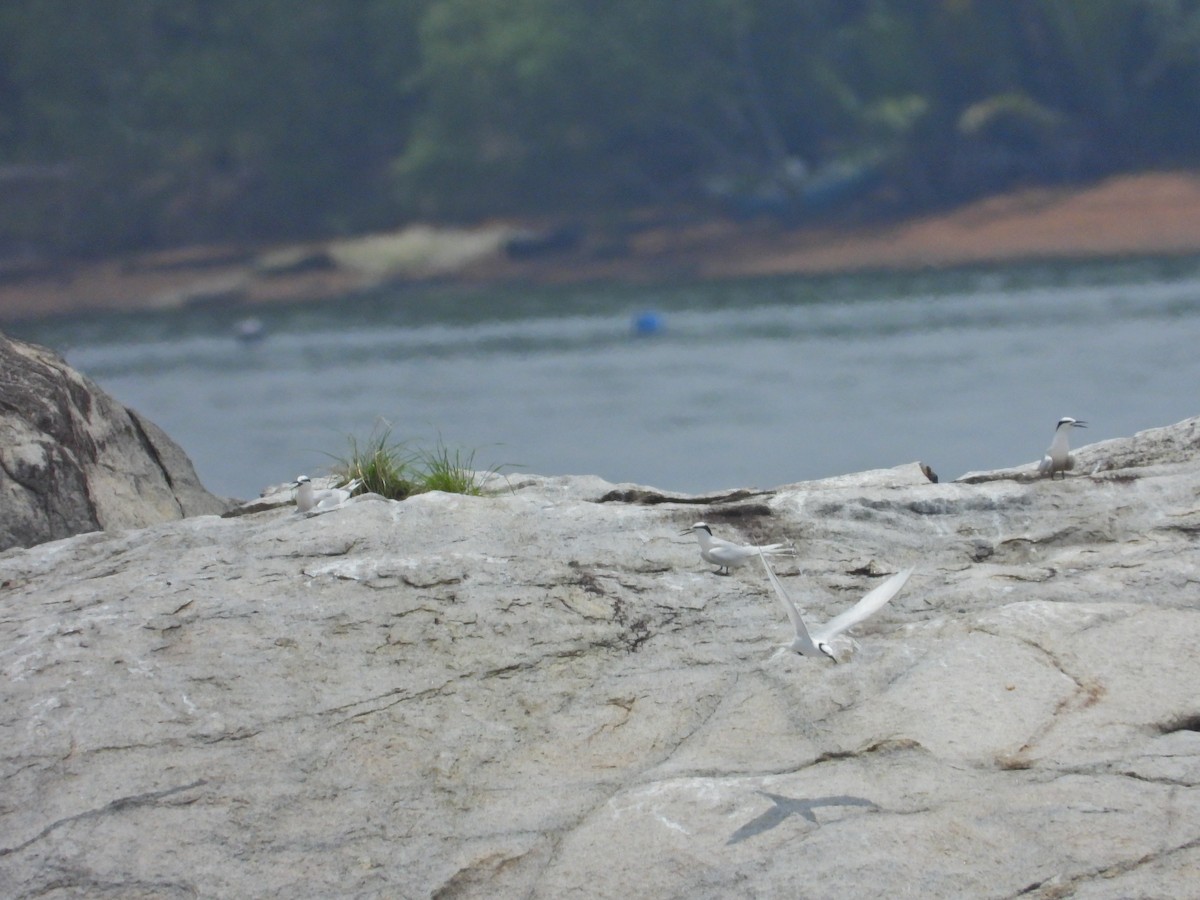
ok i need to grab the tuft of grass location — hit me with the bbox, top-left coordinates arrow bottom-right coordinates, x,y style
416,439 -> 485,495
329,424 -> 507,500
329,423 -> 417,501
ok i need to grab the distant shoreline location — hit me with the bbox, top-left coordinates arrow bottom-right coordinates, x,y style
3,170 -> 1200,324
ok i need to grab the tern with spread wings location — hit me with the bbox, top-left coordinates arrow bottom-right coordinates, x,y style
758,549 -> 914,662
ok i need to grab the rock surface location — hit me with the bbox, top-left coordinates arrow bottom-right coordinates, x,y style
2,416 -> 1199,897
0,331 -> 231,551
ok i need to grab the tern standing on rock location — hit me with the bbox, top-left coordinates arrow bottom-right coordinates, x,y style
1037,417 -> 1087,479
683,521 -> 795,575
292,475 -> 361,514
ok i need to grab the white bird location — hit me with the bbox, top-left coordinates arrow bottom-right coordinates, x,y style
292,475 -> 362,514
683,521 -> 794,575
758,549 -> 915,663
1037,417 -> 1087,479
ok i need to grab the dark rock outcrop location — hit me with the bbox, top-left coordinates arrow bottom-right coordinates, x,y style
0,331 -> 231,550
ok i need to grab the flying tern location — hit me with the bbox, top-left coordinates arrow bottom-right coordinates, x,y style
683,521 -> 795,575
1037,417 -> 1087,479
292,474 -> 362,514
758,549 -> 914,662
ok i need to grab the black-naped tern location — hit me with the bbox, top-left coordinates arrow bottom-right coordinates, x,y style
758,549 -> 915,663
683,521 -> 794,575
1037,417 -> 1087,479
292,474 -> 362,514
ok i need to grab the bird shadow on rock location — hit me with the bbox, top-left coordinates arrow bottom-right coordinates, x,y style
726,792 -> 879,845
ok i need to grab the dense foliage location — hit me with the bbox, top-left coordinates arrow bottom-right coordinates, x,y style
3,0 -> 1199,256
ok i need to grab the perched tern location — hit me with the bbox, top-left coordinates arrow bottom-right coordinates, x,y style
292,474 -> 362,514
683,521 -> 794,575
1037,417 -> 1087,479
758,549 -> 914,662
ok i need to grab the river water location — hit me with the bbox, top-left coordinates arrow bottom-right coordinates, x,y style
10,255 -> 1200,499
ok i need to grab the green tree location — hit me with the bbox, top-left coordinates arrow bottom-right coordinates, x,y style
3,0 -> 1200,254
0,1 -> 425,252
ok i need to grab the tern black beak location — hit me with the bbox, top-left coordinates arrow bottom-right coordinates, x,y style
1074,420 -> 1088,427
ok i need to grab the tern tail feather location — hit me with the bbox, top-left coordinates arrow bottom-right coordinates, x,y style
757,542 -> 797,558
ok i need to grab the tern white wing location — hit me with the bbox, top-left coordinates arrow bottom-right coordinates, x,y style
757,549 -> 822,656
296,476 -> 363,514
811,566 -> 914,644
313,492 -> 350,511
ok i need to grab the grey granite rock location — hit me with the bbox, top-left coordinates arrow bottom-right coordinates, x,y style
1,417 -> 1198,898
0,331 -> 231,551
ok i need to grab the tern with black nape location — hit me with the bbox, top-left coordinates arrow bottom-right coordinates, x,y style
683,521 -> 795,575
292,475 -> 361,514
1038,417 -> 1087,479
758,549 -> 915,663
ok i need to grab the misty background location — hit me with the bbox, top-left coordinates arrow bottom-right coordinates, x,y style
3,1 -> 1200,262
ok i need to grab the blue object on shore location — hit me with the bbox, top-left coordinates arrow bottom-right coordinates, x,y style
632,311 -> 664,336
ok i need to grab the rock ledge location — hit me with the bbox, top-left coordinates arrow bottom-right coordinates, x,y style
1,416 -> 1198,897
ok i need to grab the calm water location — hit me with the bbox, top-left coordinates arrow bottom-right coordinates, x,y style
10,256 -> 1200,499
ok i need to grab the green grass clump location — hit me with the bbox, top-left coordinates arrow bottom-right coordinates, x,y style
415,439 -> 488,495
332,424 -> 418,500
329,424 -> 505,501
